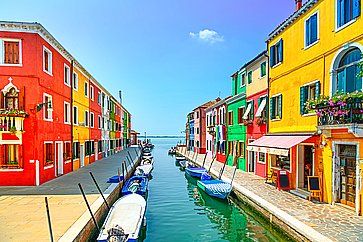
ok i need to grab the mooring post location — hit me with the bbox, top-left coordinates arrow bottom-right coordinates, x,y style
208,156 -> 216,173
45,197 -> 54,242
218,158 -> 228,180
122,161 -> 126,183
126,155 -> 133,167
78,183 -> 100,232
230,166 -> 238,185
127,151 -> 134,166
202,152 -> 208,167
89,172 -> 110,211
117,168 -> 121,183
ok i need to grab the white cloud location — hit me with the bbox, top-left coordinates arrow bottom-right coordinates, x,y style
189,29 -> 224,44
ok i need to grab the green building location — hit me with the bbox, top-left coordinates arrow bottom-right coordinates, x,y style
226,68 -> 247,170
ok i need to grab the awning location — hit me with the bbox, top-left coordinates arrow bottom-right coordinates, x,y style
247,135 -> 312,156
242,103 -> 252,120
255,98 -> 266,117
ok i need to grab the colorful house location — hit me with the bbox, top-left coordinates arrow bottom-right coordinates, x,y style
186,112 -> 194,151
248,0 -> 363,214
243,51 -> 268,178
226,70 -> 247,170
0,21 -> 133,186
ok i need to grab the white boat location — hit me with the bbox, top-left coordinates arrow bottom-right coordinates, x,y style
175,156 -> 185,161
97,194 -> 146,242
142,155 -> 153,161
141,157 -> 154,166
134,164 -> 153,176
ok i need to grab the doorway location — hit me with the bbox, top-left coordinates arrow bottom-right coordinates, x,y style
55,142 -> 63,176
248,151 -> 255,172
80,144 -> 85,167
297,145 -> 314,190
334,144 -> 357,208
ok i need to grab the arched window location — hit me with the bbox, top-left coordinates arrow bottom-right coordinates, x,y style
5,87 -> 19,110
334,47 -> 362,94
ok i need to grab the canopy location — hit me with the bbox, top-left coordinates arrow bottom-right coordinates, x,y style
247,135 -> 312,156
242,103 -> 252,120
255,98 -> 267,117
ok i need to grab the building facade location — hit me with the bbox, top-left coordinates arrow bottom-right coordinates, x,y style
0,22 -> 133,186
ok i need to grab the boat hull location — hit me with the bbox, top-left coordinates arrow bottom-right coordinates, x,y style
185,167 -> 207,179
121,175 -> 149,197
197,179 -> 232,200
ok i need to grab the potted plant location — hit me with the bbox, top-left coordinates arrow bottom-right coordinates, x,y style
9,126 -> 17,134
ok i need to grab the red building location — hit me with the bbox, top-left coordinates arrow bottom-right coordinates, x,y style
89,81 -> 102,163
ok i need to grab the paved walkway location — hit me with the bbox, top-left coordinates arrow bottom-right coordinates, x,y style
0,147 -> 139,242
179,148 -> 363,242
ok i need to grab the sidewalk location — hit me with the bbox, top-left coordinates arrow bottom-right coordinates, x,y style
179,148 -> 363,242
0,147 -> 139,242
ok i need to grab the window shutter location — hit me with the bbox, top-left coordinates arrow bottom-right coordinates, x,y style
269,46 -> 275,67
311,14 -> 318,43
19,86 -> 25,110
251,100 -> 254,119
306,18 -> 311,46
300,86 -> 306,115
338,0 -> 345,27
278,95 -> 282,119
353,0 -> 361,18
278,39 -> 283,62
315,81 -> 321,98
269,98 -> 274,119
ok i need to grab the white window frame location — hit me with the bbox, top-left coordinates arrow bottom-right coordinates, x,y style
73,106 -> 78,125
90,112 -> 94,128
84,81 -> 89,98
73,72 -> 78,91
90,85 -> 94,101
304,11 -> 319,49
257,152 -> 266,164
64,101 -> 71,124
43,93 -> 53,121
64,64 -> 71,86
240,72 -> 246,88
98,115 -> 101,129
43,46 -> 53,75
271,93 -> 282,121
85,110 -> 89,127
335,0 -> 359,32
0,38 -> 22,66
97,91 -> 101,105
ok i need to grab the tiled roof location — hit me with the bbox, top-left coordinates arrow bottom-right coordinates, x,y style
267,0 -> 319,42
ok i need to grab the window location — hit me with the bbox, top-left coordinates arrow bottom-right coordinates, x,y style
240,73 -> 246,87
102,93 -> 105,108
90,112 -> 94,128
64,142 -> 71,161
73,106 -> 78,125
43,46 -> 52,75
196,111 -> 199,118
270,94 -> 282,120
305,13 -> 318,47
256,96 -> 267,119
64,64 -> 70,86
271,154 -> 290,170
300,81 -> 320,115
0,144 -> 21,168
5,87 -> 19,110
333,48 -> 362,93
258,152 -> 266,164
43,94 -> 53,121
64,102 -> 71,124
102,117 -> 105,129
260,62 -> 267,77
73,72 -> 78,90
337,0 -> 361,29
44,143 -> 54,165
73,142 -> 80,159
84,82 -> 88,97
98,92 -> 101,105
238,107 -> 245,124
85,111 -> 89,127
98,140 -> 103,152
85,141 -> 93,156
247,71 -> 252,84
90,86 -> 94,100
270,39 -> 283,67
237,141 -> 245,158
98,115 -> 101,129
228,111 -> 233,125
2,40 -> 21,65
247,100 -> 254,120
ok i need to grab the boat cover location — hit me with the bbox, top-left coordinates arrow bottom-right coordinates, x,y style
199,180 -> 232,199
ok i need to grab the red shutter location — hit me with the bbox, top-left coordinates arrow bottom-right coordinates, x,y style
4,42 -> 19,64
19,86 -> 25,110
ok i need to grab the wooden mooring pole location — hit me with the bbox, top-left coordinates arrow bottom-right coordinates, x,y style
44,197 -> 54,242
89,172 -> 110,211
78,183 -> 100,232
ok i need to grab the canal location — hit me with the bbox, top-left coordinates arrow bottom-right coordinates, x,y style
143,138 -> 291,242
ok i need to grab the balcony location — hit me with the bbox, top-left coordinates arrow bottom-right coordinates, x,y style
207,126 -> 215,136
306,92 -> 363,137
0,110 -> 28,144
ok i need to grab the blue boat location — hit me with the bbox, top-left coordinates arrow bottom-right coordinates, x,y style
197,178 -> 232,200
185,167 -> 207,179
121,175 -> 148,197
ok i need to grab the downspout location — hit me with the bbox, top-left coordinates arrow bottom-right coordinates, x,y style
265,41 -> 270,178
70,60 -> 74,171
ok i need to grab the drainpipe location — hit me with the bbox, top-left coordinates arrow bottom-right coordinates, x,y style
70,60 -> 74,171
265,42 -> 270,178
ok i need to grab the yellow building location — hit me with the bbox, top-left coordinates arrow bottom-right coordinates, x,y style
260,0 -> 363,215
72,67 -> 91,169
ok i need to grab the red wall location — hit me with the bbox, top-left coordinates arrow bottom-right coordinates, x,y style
90,83 -> 102,163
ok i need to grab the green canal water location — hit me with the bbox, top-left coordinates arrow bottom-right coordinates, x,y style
143,138 -> 291,242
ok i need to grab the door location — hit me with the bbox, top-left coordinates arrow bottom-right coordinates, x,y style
55,142 -> 63,176
80,144 -> 85,167
248,151 -> 255,172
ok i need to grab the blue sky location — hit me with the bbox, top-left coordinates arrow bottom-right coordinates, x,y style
1,0 -> 297,135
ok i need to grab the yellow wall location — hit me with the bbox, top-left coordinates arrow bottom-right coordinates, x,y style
73,67 -> 90,168
246,56 -> 268,97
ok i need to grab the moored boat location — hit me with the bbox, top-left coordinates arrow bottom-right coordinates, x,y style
135,164 -> 153,177
197,178 -> 232,200
97,193 -> 146,242
175,155 -> 185,161
185,166 -> 207,179
121,175 -> 149,197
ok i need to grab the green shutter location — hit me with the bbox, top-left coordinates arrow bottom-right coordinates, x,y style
251,100 -> 254,119
269,98 -> 274,119
315,81 -> 321,99
278,95 -> 282,119
300,86 -> 306,115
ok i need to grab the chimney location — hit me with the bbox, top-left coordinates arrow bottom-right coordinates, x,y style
295,0 -> 302,11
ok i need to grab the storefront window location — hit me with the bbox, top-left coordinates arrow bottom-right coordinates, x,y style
270,154 -> 290,170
